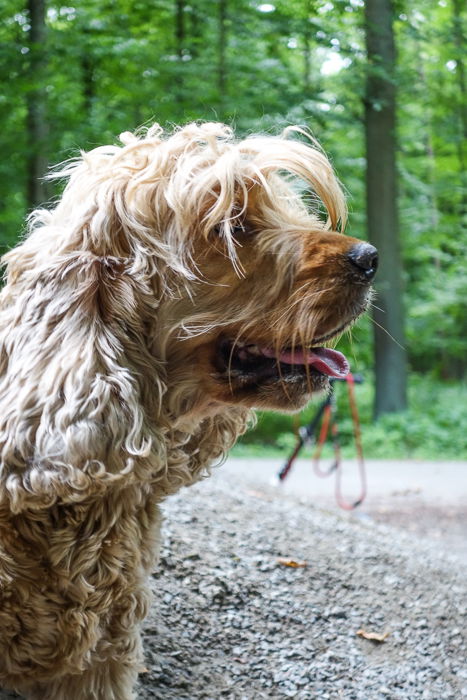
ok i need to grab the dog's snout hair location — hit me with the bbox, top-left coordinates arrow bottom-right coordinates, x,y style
0,122 -> 374,699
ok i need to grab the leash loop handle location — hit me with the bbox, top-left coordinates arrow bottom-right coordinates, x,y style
334,373 -> 367,510
278,372 -> 367,510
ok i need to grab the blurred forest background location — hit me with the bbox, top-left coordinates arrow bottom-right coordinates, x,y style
0,0 -> 465,458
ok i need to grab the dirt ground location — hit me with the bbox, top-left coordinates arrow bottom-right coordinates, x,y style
223,457 -> 467,560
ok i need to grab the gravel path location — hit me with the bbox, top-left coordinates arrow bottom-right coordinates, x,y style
137,469 -> 466,699
1,467 -> 466,699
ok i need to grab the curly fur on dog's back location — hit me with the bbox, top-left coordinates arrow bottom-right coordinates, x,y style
0,122 -> 367,699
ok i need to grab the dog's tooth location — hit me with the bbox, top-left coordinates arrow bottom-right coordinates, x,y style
233,343 -> 262,357
246,344 -> 261,356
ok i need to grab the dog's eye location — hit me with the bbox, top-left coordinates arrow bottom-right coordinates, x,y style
232,224 -> 247,236
213,222 -> 249,237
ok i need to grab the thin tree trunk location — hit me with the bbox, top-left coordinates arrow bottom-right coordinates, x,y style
302,0 -> 315,96
416,59 -> 439,242
175,0 -> 184,59
303,22 -> 311,94
81,28 -> 95,116
218,0 -> 227,111
452,0 -> 467,221
26,0 -> 49,209
175,0 -> 185,107
364,0 -> 407,418
189,4 -> 201,59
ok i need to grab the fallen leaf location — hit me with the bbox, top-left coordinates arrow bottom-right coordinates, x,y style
356,629 -> 390,643
277,557 -> 308,568
245,489 -> 272,501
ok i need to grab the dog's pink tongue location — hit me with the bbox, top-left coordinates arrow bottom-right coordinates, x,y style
261,347 -> 349,378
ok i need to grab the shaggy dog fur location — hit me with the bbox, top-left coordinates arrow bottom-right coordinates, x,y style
0,122 -> 376,699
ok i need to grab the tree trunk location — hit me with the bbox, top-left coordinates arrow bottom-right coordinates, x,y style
26,0 -> 49,209
218,0 -> 227,112
302,0 -> 317,97
175,0 -> 185,59
303,16 -> 311,94
81,28 -> 95,116
452,0 -> 467,222
364,0 -> 407,418
174,0 -> 185,107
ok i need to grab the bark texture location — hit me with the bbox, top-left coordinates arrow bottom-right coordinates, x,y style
364,0 -> 407,417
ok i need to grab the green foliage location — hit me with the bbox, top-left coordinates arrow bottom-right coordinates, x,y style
0,0 -> 465,405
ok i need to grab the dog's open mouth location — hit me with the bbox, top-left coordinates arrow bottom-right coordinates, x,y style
215,337 -> 349,384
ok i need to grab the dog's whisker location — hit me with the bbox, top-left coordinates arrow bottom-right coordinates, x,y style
369,301 -> 385,314
369,317 -> 406,350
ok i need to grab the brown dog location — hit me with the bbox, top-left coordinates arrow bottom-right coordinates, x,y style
0,122 -> 377,699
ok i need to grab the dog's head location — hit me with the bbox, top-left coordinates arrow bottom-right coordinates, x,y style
131,123 -> 376,415
0,121 -> 378,505
9,122 -> 376,420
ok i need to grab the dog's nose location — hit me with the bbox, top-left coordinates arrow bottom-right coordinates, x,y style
347,242 -> 378,281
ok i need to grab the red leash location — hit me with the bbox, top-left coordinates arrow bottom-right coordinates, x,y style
311,374 -> 367,510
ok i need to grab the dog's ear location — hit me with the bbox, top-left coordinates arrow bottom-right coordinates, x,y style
0,123 -> 235,513
0,249 -> 169,513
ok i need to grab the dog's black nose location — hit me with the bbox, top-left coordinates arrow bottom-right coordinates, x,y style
347,242 -> 378,281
